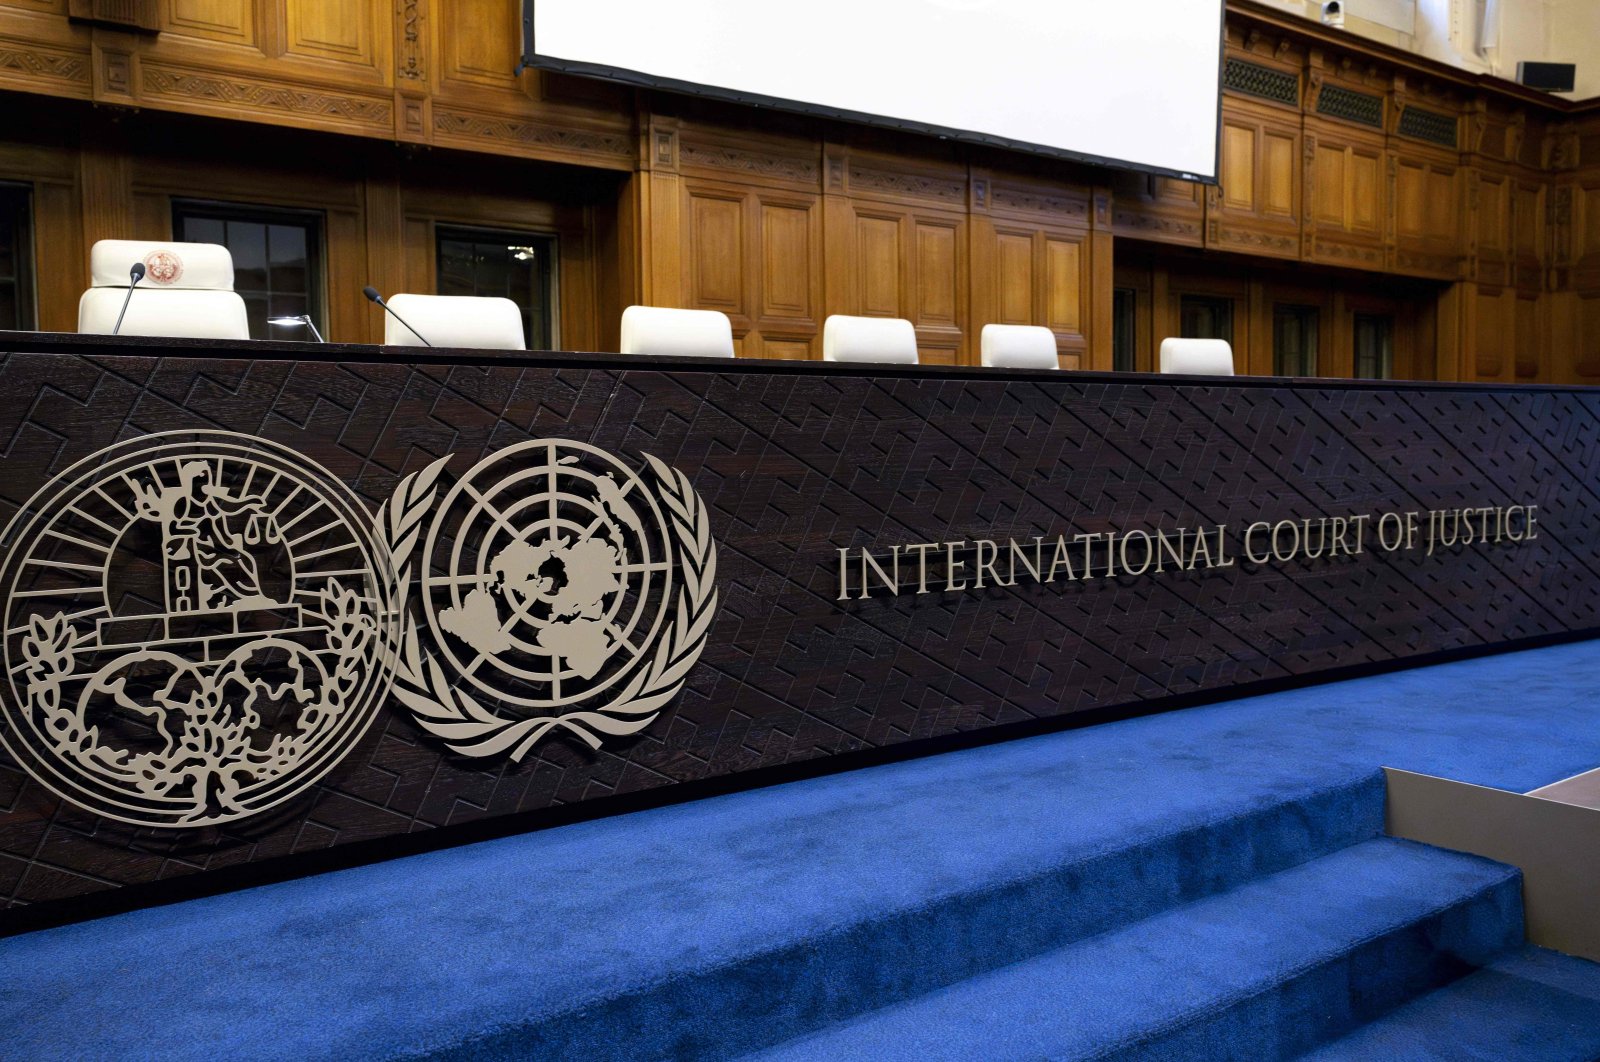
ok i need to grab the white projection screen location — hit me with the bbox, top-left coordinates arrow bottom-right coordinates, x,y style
525,0 -> 1226,181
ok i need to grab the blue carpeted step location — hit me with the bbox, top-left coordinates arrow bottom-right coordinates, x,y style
1298,945 -> 1600,1061
0,769 -> 1385,1061
743,838 -> 1523,1062
11,638 -> 1600,1061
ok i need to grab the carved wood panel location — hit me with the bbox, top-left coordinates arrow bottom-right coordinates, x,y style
1210,98 -> 1300,260
439,0 -> 519,90
688,190 -> 745,314
676,175 -> 823,358
1478,171 -> 1509,255
284,0 -> 376,66
839,204 -> 967,364
1393,149 -> 1462,279
163,0 -> 254,44
974,219 -> 1087,363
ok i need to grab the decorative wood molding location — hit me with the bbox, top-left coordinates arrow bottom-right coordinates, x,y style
824,150 -> 847,193
95,45 -> 133,100
398,95 -> 427,139
1213,225 -> 1297,255
398,0 -> 424,82
1550,186 -> 1573,265
141,64 -> 393,131
433,108 -> 634,163
1548,129 -> 1581,173
988,184 -> 1089,221
1506,113 -> 1527,163
654,127 -> 677,170
678,139 -> 820,186
1313,238 -> 1384,267
0,40 -> 90,95
1393,249 -> 1460,277
1112,209 -> 1202,242
846,162 -> 965,205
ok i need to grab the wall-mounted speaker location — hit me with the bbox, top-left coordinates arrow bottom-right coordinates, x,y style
1517,62 -> 1576,93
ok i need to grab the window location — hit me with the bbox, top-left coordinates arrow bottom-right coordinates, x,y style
1179,295 -> 1233,346
173,201 -> 324,341
0,182 -> 35,331
435,227 -> 557,350
1273,304 -> 1319,377
1353,313 -> 1394,380
1112,287 -> 1136,372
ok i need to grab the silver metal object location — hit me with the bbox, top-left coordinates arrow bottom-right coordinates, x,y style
267,314 -> 325,343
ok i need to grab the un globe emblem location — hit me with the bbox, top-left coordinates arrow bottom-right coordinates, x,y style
0,432 -> 399,827
390,439 -> 718,760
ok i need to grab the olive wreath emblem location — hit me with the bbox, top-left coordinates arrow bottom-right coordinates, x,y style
379,449 -> 718,760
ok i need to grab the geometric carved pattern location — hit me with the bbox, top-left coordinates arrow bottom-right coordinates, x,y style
680,141 -> 820,185
1398,106 -> 1459,149
432,110 -> 633,159
1,340 -> 1596,918
1317,84 -> 1385,128
848,163 -> 967,204
1223,58 -> 1299,107
0,46 -> 90,86
141,66 -> 392,129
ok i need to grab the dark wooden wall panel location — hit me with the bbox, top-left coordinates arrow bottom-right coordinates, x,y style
0,334 -> 1596,920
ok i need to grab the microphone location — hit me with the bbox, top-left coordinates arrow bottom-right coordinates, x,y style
363,285 -> 432,346
112,261 -> 146,337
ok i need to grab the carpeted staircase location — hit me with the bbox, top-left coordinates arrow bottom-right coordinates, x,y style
6,642 -> 1600,1060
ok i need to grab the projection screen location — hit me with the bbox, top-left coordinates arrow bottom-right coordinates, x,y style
523,0 -> 1226,182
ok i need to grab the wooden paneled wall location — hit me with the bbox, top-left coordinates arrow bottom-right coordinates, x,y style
632,119 -> 1107,364
1,0 -> 1599,379
0,99 -> 618,346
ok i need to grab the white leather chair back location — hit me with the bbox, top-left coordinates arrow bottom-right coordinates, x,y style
619,306 -> 735,358
980,324 -> 1059,370
78,239 -> 250,340
822,315 -> 918,364
1159,338 -> 1235,376
384,294 -> 526,350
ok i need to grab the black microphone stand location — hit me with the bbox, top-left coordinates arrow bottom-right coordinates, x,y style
363,286 -> 432,346
112,262 -> 146,336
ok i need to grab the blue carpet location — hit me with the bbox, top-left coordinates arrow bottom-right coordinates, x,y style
743,838 -> 1523,1062
5,640 -> 1600,1060
1300,946 -> 1600,1061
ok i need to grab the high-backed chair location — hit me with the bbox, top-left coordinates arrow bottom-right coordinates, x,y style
980,324 -> 1060,370
78,240 -> 250,340
1159,338 -> 1235,376
822,315 -> 918,364
384,294 -> 525,350
619,306 -> 735,358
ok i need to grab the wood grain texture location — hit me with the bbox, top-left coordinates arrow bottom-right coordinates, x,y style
3,3 -> 1600,378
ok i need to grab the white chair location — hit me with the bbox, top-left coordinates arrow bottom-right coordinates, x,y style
822,315 -> 918,364
384,294 -> 525,350
980,324 -> 1060,370
619,306 -> 735,358
78,239 -> 250,340
1159,338 -> 1235,376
